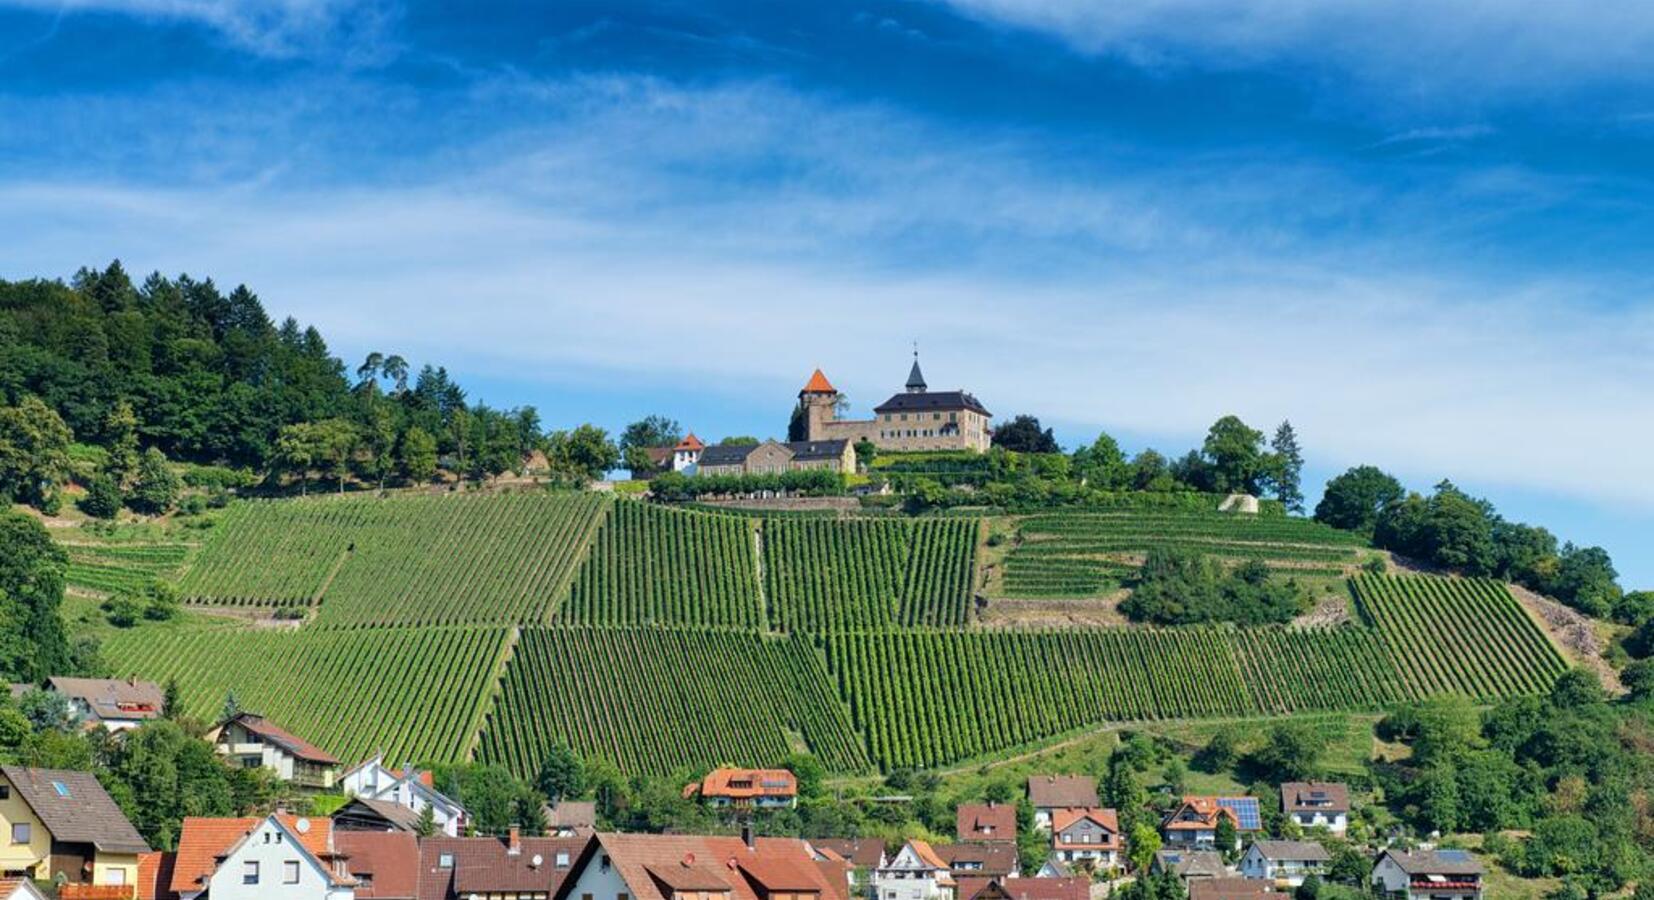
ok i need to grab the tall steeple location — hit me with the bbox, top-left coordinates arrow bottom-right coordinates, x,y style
905,344 -> 927,394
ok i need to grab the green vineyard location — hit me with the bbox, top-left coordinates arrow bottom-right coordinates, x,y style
763,517 -> 978,631
101,624 -> 512,764
560,502 -> 763,627
62,541 -> 194,595
74,490 -> 1572,777
1000,511 -> 1365,597
477,627 -> 869,777
1352,574 -> 1568,700
178,492 -> 606,625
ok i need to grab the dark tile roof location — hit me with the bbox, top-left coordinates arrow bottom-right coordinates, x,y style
810,838 -> 885,868
338,831 -> 420,899
334,796 -> 424,832
1027,775 -> 1098,809
1188,877 -> 1285,900
1154,849 -> 1228,879
1280,782 -> 1350,814
224,713 -> 339,765
46,677 -> 164,722
957,876 -> 1088,900
0,765 -> 149,854
955,803 -> 1017,843
932,842 -> 1018,876
1379,849 -> 1484,876
544,801 -> 596,832
873,390 -> 990,417
786,440 -> 849,462
698,444 -> 760,467
1247,840 -> 1329,862
419,835 -> 584,900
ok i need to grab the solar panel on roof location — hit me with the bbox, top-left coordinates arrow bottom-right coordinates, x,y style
1438,850 -> 1470,862
1218,797 -> 1261,831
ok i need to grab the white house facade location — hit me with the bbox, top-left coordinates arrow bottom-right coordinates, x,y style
1238,841 -> 1330,887
872,841 -> 955,900
340,754 -> 466,837
199,816 -> 354,900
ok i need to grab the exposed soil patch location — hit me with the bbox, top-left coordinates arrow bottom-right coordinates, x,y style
1507,582 -> 1623,693
979,592 -> 1131,628
1293,593 -> 1353,629
182,604 -> 309,630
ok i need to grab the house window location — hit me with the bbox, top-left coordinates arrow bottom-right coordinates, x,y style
438,853 -> 454,869
284,861 -> 300,884
556,852 -> 571,867
0,786 -> 8,799
106,869 -> 126,886
10,823 -> 29,844
243,861 -> 260,885
51,781 -> 70,798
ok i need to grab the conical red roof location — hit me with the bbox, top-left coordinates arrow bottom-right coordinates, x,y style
675,433 -> 704,451
800,369 -> 836,394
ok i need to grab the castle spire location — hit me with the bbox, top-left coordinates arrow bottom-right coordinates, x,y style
905,345 -> 927,393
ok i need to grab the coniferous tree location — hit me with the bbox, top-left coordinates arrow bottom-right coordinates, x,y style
1270,420 -> 1305,512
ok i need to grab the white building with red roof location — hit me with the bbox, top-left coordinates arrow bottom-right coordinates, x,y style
1049,808 -> 1121,870
871,840 -> 954,900
212,713 -> 340,791
684,769 -> 797,810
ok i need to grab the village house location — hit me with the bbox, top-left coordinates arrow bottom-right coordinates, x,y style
871,840 -> 954,900
543,801 -> 598,838
419,829 -> 585,900
931,843 -> 1017,881
1161,797 -> 1261,850
0,766 -> 148,889
554,830 -> 849,900
212,713 -> 341,791
1237,841 -> 1330,888
1152,849 -> 1229,884
1279,783 -> 1349,835
809,839 -> 884,889
683,769 -> 798,810
1370,849 -> 1484,900
333,798 -> 425,835
1186,878 -> 1287,900
335,831 -> 417,900
798,356 -> 992,454
955,804 -> 1016,844
1025,777 -> 1098,833
167,814 -> 354,900
1032,860 -> 1071,880
953,877 -> 1088,900
1049,808 -> 1122,871
339,754 -> 467,837
8,677 -> 164,732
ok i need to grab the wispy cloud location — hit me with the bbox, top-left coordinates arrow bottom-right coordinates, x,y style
0,0 -> 398,59
2,78 -> 1650,516
933,0 -> 1654,96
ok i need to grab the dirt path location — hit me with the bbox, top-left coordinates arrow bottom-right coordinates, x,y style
1507,582 -> 1623,693
979,593 -> 1131,628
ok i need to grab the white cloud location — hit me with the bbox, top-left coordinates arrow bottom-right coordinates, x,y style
1,78 -> 1650,516
0,0 -> 395,58
934,0 -> 1654,95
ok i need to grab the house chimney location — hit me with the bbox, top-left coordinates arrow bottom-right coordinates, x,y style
741,820 -> 755,851
508,825 -> 522,856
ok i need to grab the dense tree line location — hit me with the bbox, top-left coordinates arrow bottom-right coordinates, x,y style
1120,549 -> 1306,626
0,262 -> 623,510
1317,467 -> 1629,619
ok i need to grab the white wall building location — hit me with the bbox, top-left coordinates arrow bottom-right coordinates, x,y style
872,841 -> 955,900
197,816 -> 354,900
339,753 -> 466,837
1238,841 -> 1330,887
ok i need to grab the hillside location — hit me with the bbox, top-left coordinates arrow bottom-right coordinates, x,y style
62,490 -> 1571,777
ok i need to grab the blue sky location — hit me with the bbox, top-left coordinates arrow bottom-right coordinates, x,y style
1,0 -> 1651,586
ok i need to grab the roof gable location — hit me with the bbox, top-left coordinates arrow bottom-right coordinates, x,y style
801,370 -> 837,395
0,765 -> 149,854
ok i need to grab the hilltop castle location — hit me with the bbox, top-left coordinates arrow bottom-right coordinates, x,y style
799,354 -> 992,453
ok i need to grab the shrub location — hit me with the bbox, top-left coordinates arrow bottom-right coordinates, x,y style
78,474 -> 122,520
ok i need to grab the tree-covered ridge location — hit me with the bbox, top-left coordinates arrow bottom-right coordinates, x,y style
0,261 -> 619,500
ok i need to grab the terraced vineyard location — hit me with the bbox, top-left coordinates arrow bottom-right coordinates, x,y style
1352,574 -> 1567,700
1000,511 -> 1366,597
560,502 -> 762,627
178,492 -> 606,625
101,624 -> 511,764
61,540 -> 193,595
764,517 -> 977,630
478,626 -> 868,776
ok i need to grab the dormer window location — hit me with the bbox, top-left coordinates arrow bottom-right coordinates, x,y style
438,853 -> 454,869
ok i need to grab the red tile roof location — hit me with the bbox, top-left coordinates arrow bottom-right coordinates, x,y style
170,816 -> 335,895
907,840 -> 951,873
1026,776 -> 1098,809
562,833 -> 850,900
675,434 -> 705,451
955,803 -> 1017,843
137,851 -> 176,900
689,769 -> 797,801
0,878 -> 46,900
1163,797 -> 1240,832
957,876 -> 1089,900
800,370 -> 836,394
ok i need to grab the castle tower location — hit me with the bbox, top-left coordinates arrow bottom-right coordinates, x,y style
799,369 -> 839,441
906,349 -> 927,393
